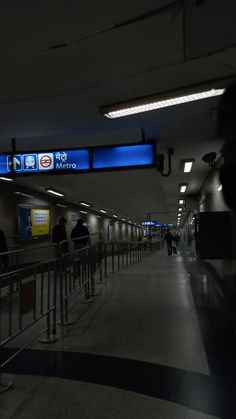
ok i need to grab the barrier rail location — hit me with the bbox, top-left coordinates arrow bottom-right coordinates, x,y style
0,236 -> 162,392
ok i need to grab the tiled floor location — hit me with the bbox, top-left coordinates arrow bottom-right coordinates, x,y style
1,248 -> 235,418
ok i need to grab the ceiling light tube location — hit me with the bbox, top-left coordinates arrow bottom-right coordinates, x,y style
179,199 -> 184,205
179,184 -> 188,193
45,188 -> 64,197
113,214 -> 118,218
101,88 -> 225,119
217,185 -> 222,191
57,203 -> 67,208
15,191 -> 34,198
122,218 -> 126,221
100,209 -> 107,214
80,202 -> 91,207
0,177 -> 14,182
184,161 -> 193,173
178,213 -> 181,217
80,210 -> 88,214
178,208 -> 183,212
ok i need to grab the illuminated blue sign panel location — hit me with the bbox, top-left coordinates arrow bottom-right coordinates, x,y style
93,144 -> 154,169
0,143 -> 155,176
0,150 -> 90,175
141,221 -> 157,226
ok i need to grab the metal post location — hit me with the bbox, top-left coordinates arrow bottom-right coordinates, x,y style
117,243 -> 120,270
104,243 -> 108,277
112,242 -> 115,273
0,278 -> 13,393
39,263 -> 59,343
122,243 -> 125,268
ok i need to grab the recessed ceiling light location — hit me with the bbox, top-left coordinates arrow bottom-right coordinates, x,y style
80,210 -> 88,214
184,161 -> 194,173
101,88 -> 225,119
179,199 -> 184,205
80,202 -> 91,207
217,185 -> 222,191
15,191 -> 34,198
97,215 -> 101,219
0,177 -> 14,182
45,188 -> 64,197
122,218 -> 126,221
113,214 -> 118,218
178,213 -> 181,217
100,209 -> 107,214
56,203 -> 67,208
179,184 -> 187,193
178,208 -> 183,212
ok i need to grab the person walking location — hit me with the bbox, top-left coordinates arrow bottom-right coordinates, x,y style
165,229 -> 173,256
52,217 -> 68,257
71,219 -> 90,250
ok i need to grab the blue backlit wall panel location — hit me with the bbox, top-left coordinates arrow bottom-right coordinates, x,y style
93,144 -> 154,169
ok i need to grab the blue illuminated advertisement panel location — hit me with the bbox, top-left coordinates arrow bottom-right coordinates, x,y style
0,149 -> 90,175
93,144 -> 154,169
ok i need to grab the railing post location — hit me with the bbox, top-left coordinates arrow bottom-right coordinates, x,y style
117,242 -> 120,270
126,243 -> 128,267
0,284 -> 13,392
122,242 -> 125,268
39,262 -> 58,343
112,242 -> 115,273
104,242 -> 108,277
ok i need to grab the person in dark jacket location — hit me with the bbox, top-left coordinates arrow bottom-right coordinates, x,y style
52,217 -> 68,256
71,219 -> 90,250
0,229 -> 8,272
165,229 -> 173,256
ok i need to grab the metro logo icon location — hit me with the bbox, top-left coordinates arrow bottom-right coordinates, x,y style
38,153 -> 54,170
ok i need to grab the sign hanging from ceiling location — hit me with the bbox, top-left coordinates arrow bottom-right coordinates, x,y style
0,143 -> 155,176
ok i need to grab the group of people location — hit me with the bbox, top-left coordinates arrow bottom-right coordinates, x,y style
52,217 -> 90,256
164,229 -> 180,256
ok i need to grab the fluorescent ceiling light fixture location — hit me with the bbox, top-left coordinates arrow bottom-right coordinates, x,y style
179,199 -> 184,205
218,185 -> 222,191
0,177 -> 14,182
128,220 -> 132,223
113,214 -> 118,218
102,88 -> 225,119
15,191 -> 34,198
178,208 -> 183,212
80,210 -> 88,214
178,214 -> 181,217
45,188 -> 64,197
56,203 -> 67,208
184,161 -> 193,173
80,202 -> 91,207
97,215 -> 101,219
100,209 -> 107,214
179,184 -> 187,193
122,218 -> 126,221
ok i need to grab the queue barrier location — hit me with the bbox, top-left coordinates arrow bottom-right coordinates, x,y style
0,236 -> 160,392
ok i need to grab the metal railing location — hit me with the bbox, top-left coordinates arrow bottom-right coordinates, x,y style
0,236 -> 161,392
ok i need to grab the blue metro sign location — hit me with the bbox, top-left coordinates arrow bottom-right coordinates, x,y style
0,143 -> 155,176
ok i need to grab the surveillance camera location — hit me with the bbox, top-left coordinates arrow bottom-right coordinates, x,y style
202,152 -> 217,164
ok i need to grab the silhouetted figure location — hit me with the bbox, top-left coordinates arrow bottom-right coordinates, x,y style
165,229 -> 173,256
52,217 -> 68,256
217,81 -> 236,211
0,229 -> 8,272
71,219 -> 90,250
